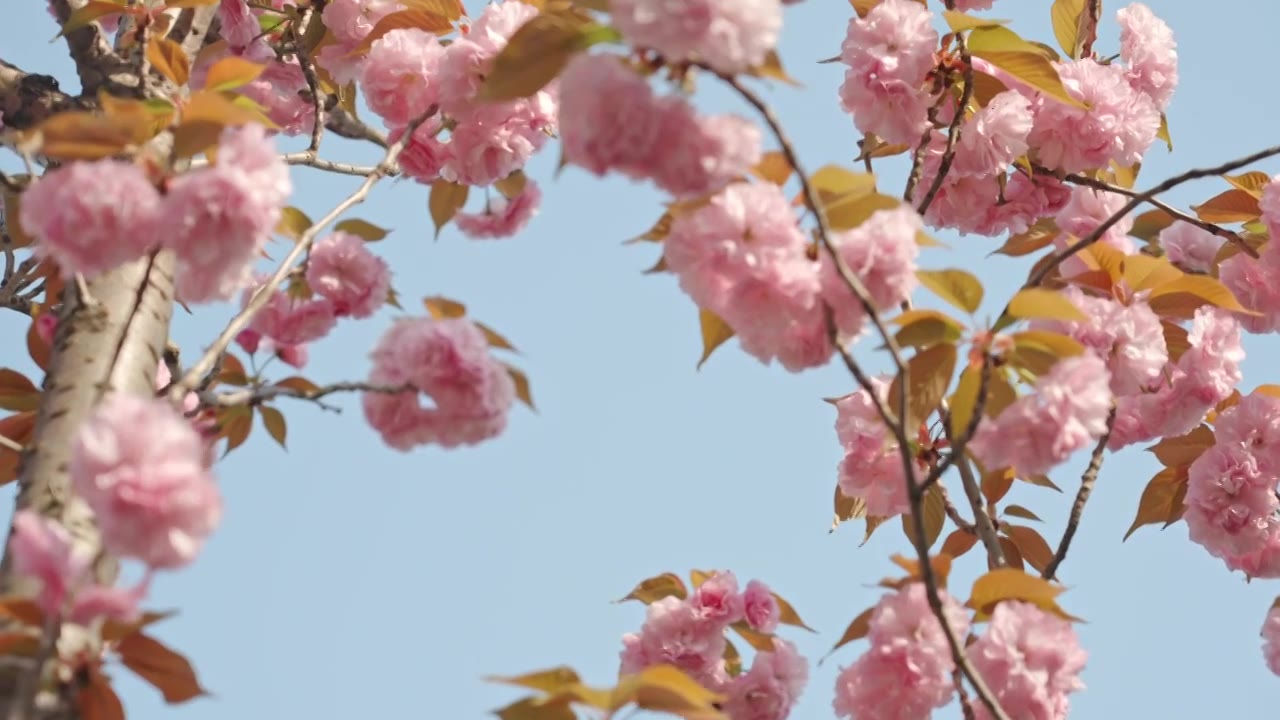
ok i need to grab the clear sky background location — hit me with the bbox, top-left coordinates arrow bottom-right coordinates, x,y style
4,1 -> 1280,718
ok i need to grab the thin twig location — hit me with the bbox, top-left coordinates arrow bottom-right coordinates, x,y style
204,380 -> 415,409
936,358 -> 1006,567
916,36 -> 974,215
292,7 -> 325,155
955,445 -> 1005,567
0,435 -> 23,454
282,153 -> 390,177
938,484 -> 975,533
1053,169 -> 1257,258
1043,407 -> 1116,581
1024,144 -> 1280,291
172,107 -> 437,399
717,71 -> 1010,720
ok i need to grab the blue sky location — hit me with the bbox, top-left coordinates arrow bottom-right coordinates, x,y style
4,1 -> 1280,718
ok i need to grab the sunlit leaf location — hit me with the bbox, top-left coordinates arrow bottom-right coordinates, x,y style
967,568 -> 1078,622
1146,424 -> 1214,467
824,606 -> 874,660
1003,525 -> 1054,574
1003,504 -> 1042,522
1125,465 -> 1190,540
1223,171 -> 1272,198
1192,189 -> 1262,223
832,487 -> 867,534
697,309 -> 734,370
116,632 -> 209,703
992,218 -> 1057,257
940,528 -> 979,559
479,15 -> 615,101
334,218 -> 390,241
617,573 -> 687,604
146,37 -> 191,87
1049,0 -> 1086,58
1147,274 -> 1251,318
57,0 -> 127,38
901,484 -> 946,551
916,269 -> 984,314
1007,288 -> 1087,323
429,180 -> 469,237
888,343 -> 958,429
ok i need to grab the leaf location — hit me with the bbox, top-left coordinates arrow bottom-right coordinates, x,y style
751,151 -> 792,186
1007,330 -> 1084,376
493,696 -> 577,720
749,50 -> 802,86
967,27 -> 1087,109
0,370 -> 40,413
1147,274 -> 1250,318
33,110 -> 142,161
1123,254 -> 1183,293
165,0 -> 220,7
0,598 -> 44,627
773,592 -> 815,632
101,611 -> 178,643
1192,189 -> 1261,223
688,569 -> 713,588
334,218 -> 390,241
399,0 -> 465,18
488,667 -> 582,694
201,55 -> 266,93
423,296 -> 467,319
506,364 -> 536,411
730,622 -> 776,652
916,269 -> 984,314
1049,0 -> 1086,58
495,171 -> 529,199
824,606 -> 875,659
901,484 -> 946,551
116,632 -> 208,703
0,412 -> 38,487
1007,288 -> 1087,323
479,15 -> 607,101
1003,525 -> 1054,574
831,488 -> 867,534
217,406 -> 253,455
723,639 -> 743,677
1163,320 -> 1190,362
146,37 -> 191,86
76,672 -> 126,720
349,8 -> 454,56
885,553 -> 954,589
1157,113 -> 1172,151
275,207 -> 312,241
1223,171 -> 1272,198
892,309 -> 965,350
1003,504 -> 1042,522
258,406 -> 287,449
824,193 -> 900,232
998,536 -> 1025,571
617,573 -> 688,604
616,664 -> 725,718
992,218 -> 1057,257
809,166 -> 876,202
967,568 -> 1078,622
697,309 -> 734,370
968,70 -> 1010,108
476,322 -> 519,352
888,343 -> 958,430
1128,208 -> 1176,243
981,465 -> 1016,505
948,365 -> 982,440
941,528 -> 979,559
1146,424 -> 1214,467
1125,465 -> 1190,540
862,515 -> 889,546
429,180 -> 470,237
57,0 -> 127,38
942,11 -> 1009,32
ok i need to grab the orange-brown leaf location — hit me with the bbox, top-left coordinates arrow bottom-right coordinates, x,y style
116,632 -> 208,703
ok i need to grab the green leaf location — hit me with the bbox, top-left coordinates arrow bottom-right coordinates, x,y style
1049,0 -> 1086,58
916,269 -> 984,314
334,218 -> 390,241
968,27 -> 1087,108
275,207 -> 313,241
941,10 -> 1009,32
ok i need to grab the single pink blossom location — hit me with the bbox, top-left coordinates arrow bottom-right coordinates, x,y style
1183,444 -> 1278,559
244,283 -> 338,347
1117,3 -> 1178,110
1030,286 -> 1167,396
953,91 -> 1033,177
653,104 -> 763,199
305,232 -> 392,318
835,376 -> 910,517
360,28 -> 445,126
743,580 -> 781,634
821,205 -> 921,342
620,595 -> 729,688
362,317 -> 516,450
610,0 -> 782,74
691,571 -> 745,625
21,160 -> 162,279
441,96 -> 557,187
837,0 -> 938,146
722,638 -> 809,720
70,394 -> 223,570
969,601 -> 1087,720
455,183 -> 542,240
558,54 -> 665,179
1159,221 -> 1222,273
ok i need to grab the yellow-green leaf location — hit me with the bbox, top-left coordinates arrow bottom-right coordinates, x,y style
1157,113 -> 1172,151
617,573 -> 688,604
697,308 -> 734,370
1124,465 -> 1189,540
1147,274 -> 1250,318
429,180 -> 470,237
888,342 -> 958,430
1049,0 -> 1086,58
258,406 -> 287,449
967,568 -> 1078,621
493,696 -> 576,720
476,322 -> 519,352
992,217 -> 1057,257
824,193 -> 899,232
942,10 -> 1009,32
892,309 -> 965,350
968,46 -> 1086,109
423,296 -> 467,318
1129,208 -> 1176,243
901,484 -> 946,551
1123,253 -> 1183,293
478,15 -> 606,101
1192,189 -> 1262,224
202,56 -> 266,92
832,487 -> 867,534
615,664 -> 725,718
1007,288 -> 1087,323
56,0 -> 127,38
1223,171 -> 1272,198
334,218 -> 390,241
809,165 -> 876,202
275,207 -> 312,241
916,269 -> 984,314
487,667 -> 582,694
146,37 -> 191,87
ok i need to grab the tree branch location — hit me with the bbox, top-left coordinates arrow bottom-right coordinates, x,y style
915,35 -> 974,215
172,108 -> 436,399
202,379 -> 414,410
282,154 -> 390,177
1042,407 -> 1116,582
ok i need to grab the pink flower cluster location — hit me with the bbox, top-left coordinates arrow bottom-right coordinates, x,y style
237,232 -> 393,369
833,583 -> 968,720
361,316 -> 516,450
610,0 -> 783,74
22,125 -> 291,303
968,601 -> 1088,720
191,40 -> 315,137
835,377 -> 911,517
558,54 -> 762,200
1031,286 -> 1167,396
970,353 -> 1113,477
342,0 -> 555,240
70,393 -> 223,571
1219,179 -> 1280,333
663,182 -> 919,372
1109,308 -> 1244,450
839,2 -> 1178,237
455,184 -> 542,240
1263,607 -> 1280,677
1182,392 -> 1280,569
620,572 -> 807,720
1159,221 -> 1222,274
9,510 -> 149,626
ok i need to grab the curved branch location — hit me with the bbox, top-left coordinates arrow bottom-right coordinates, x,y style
1042,407 -> 1116,581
